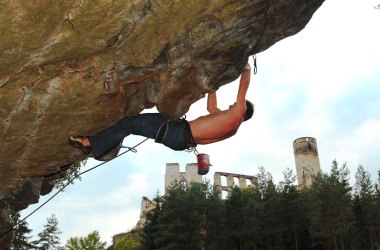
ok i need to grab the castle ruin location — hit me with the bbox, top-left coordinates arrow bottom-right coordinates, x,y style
136,136 -> 321,230
137,163 -> 257,227
164,163 -> 202,189
214,172 -> 257,198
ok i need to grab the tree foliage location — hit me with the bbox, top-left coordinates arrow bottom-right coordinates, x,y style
352,165 -> 380,249
113,228 -> 142,250
139,162 -> 380,250
34,214 -> 63,250
10,212 -> 36,250
306,161 -> 353,249
65,231 -> 106,250
11,161 -> 380,250
54,160 -> 87,190
152,182 -> 207,249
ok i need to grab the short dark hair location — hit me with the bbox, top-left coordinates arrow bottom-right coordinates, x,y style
243,100 -> 254,121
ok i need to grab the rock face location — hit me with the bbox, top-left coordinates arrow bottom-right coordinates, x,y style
0,0 -> 324,248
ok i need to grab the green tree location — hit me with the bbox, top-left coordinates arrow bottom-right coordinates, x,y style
140,194 -> 162,250
65,231 -> 106,250
203,185 -> 227,250
138,163 -> 380,249
153,182 -> 207,249
113,234 -> 141,250
375,170 -> 380,246
141,182 -> 228,250
240,187 -> 262,250
54,160 -> 86,190
224,186 -> 246,249
256,166 -> 280,249
248,182 -> 265,250
256,166 -> 274,199
352,165 -> 379,249
277,168 -> 309,250
10,212 -> 36,250
227,166 -> 280,250
35,214 -> 62,250
307,160 -> 353,250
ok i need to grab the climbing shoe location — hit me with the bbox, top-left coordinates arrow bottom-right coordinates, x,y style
68,136 -> 91,155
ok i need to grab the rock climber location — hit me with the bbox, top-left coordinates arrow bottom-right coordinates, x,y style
68,63 -> 254,159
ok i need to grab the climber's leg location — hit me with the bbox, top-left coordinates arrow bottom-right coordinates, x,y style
88,113 -> 166,158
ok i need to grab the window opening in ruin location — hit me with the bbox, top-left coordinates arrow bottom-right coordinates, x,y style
246,178 -> 252,187
221,175 -> 227,187
222,190 -> 228,200
234,177 -> 240,187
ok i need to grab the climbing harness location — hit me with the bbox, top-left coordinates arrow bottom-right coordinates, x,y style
177,115 -> 211,175
0,137 -> 149,240
154,116 -> 211,175
154,122 -> 169,143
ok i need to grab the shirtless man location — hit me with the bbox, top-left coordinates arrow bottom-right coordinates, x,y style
69,63 -> 253,159
190,63 -> 251,145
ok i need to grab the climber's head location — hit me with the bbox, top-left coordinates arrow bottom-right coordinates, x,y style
243,100 -> 254,122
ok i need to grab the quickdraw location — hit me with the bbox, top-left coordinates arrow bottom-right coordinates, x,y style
253,54 -> 258,74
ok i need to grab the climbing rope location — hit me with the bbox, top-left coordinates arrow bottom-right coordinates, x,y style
0,137 -> 149,240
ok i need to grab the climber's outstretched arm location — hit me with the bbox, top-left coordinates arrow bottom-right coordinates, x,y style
236,63 -> 251,106
207,63 -> 250,114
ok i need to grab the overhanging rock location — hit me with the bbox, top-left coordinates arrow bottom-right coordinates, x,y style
0,0 -> 324,248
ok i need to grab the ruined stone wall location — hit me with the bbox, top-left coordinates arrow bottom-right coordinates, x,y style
214,172 -> 257,199
165,163 -> 201,189
136,163 -> 202,228
136,196 -> 157,228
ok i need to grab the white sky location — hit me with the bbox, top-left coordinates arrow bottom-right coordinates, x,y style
21,0 -> 380,247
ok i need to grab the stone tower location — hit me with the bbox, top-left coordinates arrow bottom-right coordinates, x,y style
293,137 -> 321,187
165,163 -> 202,188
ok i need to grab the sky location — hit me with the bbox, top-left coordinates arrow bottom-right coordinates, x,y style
20,0 -> 380,247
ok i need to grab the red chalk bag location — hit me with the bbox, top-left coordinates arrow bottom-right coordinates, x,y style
197,153 -> 212,175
